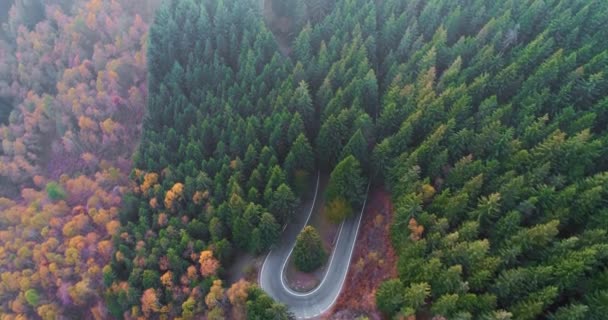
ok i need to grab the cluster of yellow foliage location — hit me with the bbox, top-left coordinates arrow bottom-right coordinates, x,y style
140,172 -> 159,195
0,0 -> 153,317
326,197 -> 353,223
164,182 -> 185,210
408,218 -> 425,241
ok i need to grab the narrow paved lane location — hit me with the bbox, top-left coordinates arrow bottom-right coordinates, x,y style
259,172 -> 370,319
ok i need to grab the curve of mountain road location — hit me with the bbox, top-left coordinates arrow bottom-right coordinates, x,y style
259,172 -> 370,319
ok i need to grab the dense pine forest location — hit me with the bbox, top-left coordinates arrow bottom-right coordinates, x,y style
1,0 -> 608,319
373,1 -> 608,319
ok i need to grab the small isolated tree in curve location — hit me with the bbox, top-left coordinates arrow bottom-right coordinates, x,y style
293,226 -> 326,272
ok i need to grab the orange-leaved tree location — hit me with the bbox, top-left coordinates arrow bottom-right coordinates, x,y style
199,250 -> 220,277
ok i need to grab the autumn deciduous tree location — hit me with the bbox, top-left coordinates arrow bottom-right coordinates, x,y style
0,0 -> 154,318
325,197 -> 353,223
35,303 -> 59,320
199,250 -> 220,277
293,226 -> 326,272
140,172 -> 159,195
227,279 -> 251,306
408,218 -> 424,241
164,182 -> 184,210
227,279 -> 251,319
160,271 -> 173,288
207,306 -> 225,320
205,280 -> 224,309
141,288 -> 159,316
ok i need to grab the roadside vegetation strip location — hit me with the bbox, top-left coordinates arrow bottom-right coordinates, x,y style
293,181 -> 371,319
315,181 -> 371,316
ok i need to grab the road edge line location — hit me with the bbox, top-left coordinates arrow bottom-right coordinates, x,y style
260,171 -> 321,288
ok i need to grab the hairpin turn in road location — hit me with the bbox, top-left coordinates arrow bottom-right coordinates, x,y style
259,172 -> 370,319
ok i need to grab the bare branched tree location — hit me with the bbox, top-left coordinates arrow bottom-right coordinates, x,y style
502,23 -> 520,52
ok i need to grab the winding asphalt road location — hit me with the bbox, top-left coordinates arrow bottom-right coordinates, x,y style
259,172 -> 370,319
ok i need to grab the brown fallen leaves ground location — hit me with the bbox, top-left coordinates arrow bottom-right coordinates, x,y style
326,186 -> 397,320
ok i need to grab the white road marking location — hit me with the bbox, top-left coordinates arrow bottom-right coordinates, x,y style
312,181 -> 371,317
280,219 -> 345,297
278,171 -> 325,296
259,171 -> 320,285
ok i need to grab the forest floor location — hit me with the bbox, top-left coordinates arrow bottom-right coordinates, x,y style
225,250 -> 261,285
323,186 -> 398,320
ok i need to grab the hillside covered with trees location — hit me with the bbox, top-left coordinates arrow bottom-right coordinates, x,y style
0,0 -> 156,318
1,0 -> 608,319
372,1 -> 608,319
104,0 -> 382,317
